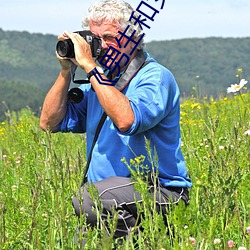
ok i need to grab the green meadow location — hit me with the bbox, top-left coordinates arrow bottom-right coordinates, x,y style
0,90 -> 249,249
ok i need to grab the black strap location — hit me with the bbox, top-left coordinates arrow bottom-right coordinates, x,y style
114,50 -> 147,91
81,112 -> 107,186
71,50 -> 147,88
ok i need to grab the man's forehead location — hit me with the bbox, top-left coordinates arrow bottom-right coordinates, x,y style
90,19 -> 119,31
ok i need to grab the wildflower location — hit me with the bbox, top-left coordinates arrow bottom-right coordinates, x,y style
238,247 -> 246,250
191,103 -> 201,109
244,130 -> 250,136
189,237 -> 196,246
227,79 -> 248,93
228,240 -> 235,248
20,207 -> 25,214
196,180 -> 202,185
135,157 -> 141,164
214,238 -> 221,244
219,145 -> 224,150
237,67 -> 243,73
246,226 -> 250,235
130,159 -> 135,165
12,185 -> 18,192
42,213 -> 48,221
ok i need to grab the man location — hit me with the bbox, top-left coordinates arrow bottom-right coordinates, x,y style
40,0 -> 192,242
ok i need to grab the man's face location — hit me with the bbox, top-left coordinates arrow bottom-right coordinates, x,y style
89,19 -> 136,71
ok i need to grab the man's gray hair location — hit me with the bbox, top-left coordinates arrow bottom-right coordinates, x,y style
82,0 -> 145,49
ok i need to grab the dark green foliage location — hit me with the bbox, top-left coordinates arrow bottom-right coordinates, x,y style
0,29 -> 60,88
0,79 -> 46,121
0,29 -> 60,121
0,28 -> 250,121
146,37 -> 250,98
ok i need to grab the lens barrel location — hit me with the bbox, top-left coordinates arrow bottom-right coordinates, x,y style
56,30 -> 102,59
56,39 -> 75,58
68,88 -> 84,103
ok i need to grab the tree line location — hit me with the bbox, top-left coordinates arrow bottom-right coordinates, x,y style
0,28 -> 249,120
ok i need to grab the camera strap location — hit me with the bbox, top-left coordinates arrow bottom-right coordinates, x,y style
81,111 -> 107,186
81,50 -> 150,186
71,50 -> 148,88
112,49 -> 147,91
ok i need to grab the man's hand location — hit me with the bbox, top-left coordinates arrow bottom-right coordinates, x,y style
63,31 -> 96,73
56,33 -> 78,71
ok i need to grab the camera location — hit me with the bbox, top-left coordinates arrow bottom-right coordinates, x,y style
56,30 -> 102,59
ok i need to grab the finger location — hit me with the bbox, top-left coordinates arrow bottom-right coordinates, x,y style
55,51 -> 64,59
63,30 -> 71,37
57,31 -> 70,41
55,51 -> 79,66
64,30 -> 76,40
58,35 -> 66,41
65,31 -> 86,43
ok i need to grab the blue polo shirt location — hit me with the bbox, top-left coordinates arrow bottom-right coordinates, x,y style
57,53 -> 192,188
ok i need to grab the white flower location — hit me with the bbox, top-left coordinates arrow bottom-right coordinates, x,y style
238,247 -> 246,250
20,207 -> 25,214
214,238 -> 221,244
227,79 -> 248,93
189,237 -> 196,245
246,226 -> 250,235
244,130 -> 250,136
12,185 -> 18,192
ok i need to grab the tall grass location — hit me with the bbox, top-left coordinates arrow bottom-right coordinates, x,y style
0,93 -> 249,249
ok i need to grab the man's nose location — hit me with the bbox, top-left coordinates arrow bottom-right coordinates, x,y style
101,39 -> 109,49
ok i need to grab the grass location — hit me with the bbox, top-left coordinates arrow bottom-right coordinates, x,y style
0,92 -> 249,249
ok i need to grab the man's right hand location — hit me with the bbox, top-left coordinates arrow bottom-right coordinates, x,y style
56,33 -> 79,71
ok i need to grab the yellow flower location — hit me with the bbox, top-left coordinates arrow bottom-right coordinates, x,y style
237,67 -> 243,73
191,103 -> 201,109
135,157 -> 141,164
130,159 -> 135,165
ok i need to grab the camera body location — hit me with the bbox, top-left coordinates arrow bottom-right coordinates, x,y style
56,30 -> 102,58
